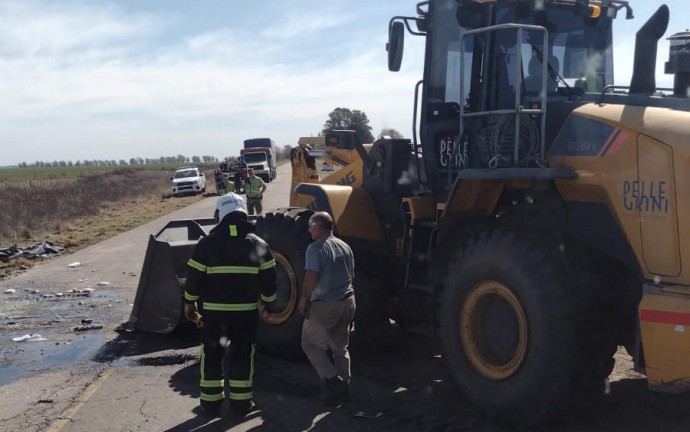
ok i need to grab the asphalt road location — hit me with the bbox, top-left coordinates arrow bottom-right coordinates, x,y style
0,164 -> 293,431
1,162 -> 690,432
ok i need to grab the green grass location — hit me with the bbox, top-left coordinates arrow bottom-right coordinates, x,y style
0,163 -> 217,182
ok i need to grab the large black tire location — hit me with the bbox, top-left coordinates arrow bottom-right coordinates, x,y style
254,208 -> 313,358
350,272 -> 393,350
439,230 -> 613,428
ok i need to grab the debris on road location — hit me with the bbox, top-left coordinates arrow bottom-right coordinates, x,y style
71,324 -> 104,332
64,288 -> 94,296
67,262 -> 81,268
353,412 -> 384,419
12,334 -> 48,342
0,242 -> 63,262
4,289 -> 16,294
97,282 -> 111,287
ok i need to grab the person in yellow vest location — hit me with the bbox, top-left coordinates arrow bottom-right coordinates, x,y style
245,169 -> 267,215
219,174 -> 234,195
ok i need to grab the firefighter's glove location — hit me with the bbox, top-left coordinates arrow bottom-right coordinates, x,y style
184,303 -> 205,328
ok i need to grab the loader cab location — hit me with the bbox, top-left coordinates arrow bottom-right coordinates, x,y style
389,0 -> 622,197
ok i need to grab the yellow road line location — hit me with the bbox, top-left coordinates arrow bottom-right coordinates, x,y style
45,367 -> 114,432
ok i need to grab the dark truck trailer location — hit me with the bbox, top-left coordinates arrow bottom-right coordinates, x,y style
243,138 -> 274,149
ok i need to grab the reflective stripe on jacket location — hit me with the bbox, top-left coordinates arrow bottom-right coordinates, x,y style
183,216 -> 277,312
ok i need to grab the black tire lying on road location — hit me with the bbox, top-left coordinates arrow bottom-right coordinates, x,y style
440,230 -> 615,428
254,208 -> 314,358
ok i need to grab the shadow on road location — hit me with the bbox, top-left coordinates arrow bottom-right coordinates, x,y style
169,361 -> 199,398
162,405 -> 245,432
562,377 -> 690,432
93,323 -> 690,432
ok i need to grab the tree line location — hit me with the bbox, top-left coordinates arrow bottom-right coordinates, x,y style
17,155 -> 219,169
16,107 -> 404,168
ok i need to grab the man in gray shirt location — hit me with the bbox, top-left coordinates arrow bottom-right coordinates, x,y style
299,211 -> 356,405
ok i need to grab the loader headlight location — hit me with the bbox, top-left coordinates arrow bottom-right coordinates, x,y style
574,0 -> 601,19
589,5 -> 601,19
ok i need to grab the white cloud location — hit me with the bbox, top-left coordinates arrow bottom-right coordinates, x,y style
0,2 -> 166,56
0,0 -> 423,164
8,1 -> 684,166
259,11 -> 348,40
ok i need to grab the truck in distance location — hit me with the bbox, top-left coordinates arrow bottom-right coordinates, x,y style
242,138 -> 277,182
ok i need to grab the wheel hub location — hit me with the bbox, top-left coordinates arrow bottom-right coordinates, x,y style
258,251 -> 297,324
459,280 -> 528,380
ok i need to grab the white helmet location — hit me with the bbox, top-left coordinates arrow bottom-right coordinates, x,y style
216,192 -> 247,221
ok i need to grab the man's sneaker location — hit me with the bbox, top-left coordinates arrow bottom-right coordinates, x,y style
231,400 -> 256,418
323,376 -> 350,405
337,383 -> 351,403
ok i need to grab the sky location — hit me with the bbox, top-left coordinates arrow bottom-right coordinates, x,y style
0,0 -> 685,167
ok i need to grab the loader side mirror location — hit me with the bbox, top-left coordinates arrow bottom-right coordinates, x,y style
387,21 -> 405,72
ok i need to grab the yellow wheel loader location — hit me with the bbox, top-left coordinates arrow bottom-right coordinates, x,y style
130,0 -> 690,427
253,0 -> 690,427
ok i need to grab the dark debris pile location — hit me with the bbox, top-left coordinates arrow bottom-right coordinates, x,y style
0,241 -> 63,262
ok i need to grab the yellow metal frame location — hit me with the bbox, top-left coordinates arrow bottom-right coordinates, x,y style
639,288 -> 690,393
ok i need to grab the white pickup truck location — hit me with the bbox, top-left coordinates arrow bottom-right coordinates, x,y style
171,166 -> 206,196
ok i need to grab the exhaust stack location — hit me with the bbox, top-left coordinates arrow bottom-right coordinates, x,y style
629,5 -> 669,94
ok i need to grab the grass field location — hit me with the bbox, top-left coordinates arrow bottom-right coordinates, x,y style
0,166 -> 219,279
0,163 -> 217,182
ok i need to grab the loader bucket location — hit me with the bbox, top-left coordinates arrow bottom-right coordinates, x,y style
128,218 -> 216,333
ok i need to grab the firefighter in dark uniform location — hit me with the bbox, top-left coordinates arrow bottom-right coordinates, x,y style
183,192 -> 277,418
